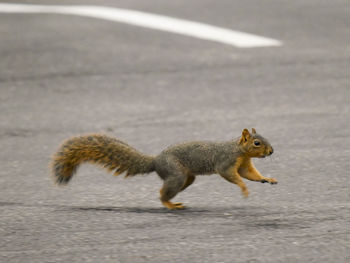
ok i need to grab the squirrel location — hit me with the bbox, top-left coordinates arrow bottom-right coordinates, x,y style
51,128 -> 277,210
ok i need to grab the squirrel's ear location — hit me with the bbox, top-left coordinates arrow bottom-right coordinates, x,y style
252,128 -> 257,134
239,128 -> 251,144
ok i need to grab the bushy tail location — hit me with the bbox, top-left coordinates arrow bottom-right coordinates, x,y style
51,134 -> 155,184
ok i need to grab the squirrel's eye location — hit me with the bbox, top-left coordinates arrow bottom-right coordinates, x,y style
254,140 -> 261,146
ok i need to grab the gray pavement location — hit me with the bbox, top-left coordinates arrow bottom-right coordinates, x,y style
0,0 -> 349,262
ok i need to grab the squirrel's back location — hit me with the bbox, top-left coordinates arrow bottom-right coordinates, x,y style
155,140 -> 241,175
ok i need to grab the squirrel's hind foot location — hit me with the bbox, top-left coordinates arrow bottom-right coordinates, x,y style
162,201 -> 186,210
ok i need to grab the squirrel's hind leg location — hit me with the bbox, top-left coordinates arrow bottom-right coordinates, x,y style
180,175 -> 195,191
156,157 -> 188,210
156,157 -> 193,210
162,176 -> 195,209
160,176 -> 187,210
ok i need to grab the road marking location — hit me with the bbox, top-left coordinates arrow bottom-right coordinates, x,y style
0,3 -> 282,48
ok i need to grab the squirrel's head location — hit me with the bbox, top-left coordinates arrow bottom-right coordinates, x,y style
238,128 -> 273,158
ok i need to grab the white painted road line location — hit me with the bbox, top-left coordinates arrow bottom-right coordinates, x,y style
0,3 -> 282,48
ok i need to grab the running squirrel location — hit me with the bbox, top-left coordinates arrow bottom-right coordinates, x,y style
51,128 -> 277,210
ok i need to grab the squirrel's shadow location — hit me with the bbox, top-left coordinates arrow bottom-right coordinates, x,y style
67,205 -> 309,230
69,206 -> 212,214
68,205 -> 262,216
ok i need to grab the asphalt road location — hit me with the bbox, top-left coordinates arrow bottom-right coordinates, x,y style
1,0 -> 349,262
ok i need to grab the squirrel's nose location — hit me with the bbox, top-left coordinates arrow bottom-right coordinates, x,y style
268,147 -> 274,155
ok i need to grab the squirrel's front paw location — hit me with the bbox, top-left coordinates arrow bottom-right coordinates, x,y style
242,188 -> 249,198
261,178 -> 278,184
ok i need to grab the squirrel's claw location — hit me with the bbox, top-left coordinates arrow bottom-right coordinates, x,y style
268,178 -> 278,184
261,178 -> 278,184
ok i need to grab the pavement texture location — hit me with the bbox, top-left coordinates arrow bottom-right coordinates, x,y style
0,0 -> 349,262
